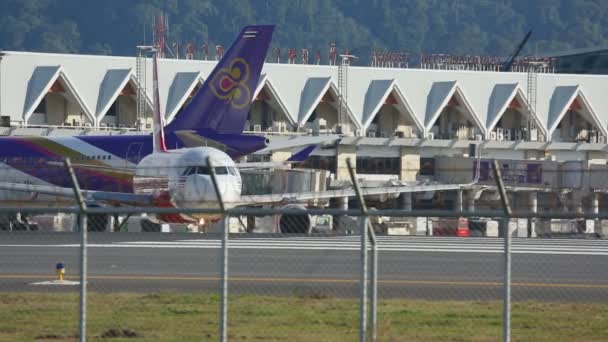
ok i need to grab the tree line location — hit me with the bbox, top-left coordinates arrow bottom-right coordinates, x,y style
0,0 -> 605,64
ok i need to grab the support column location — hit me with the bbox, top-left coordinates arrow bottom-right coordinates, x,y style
590,192 -> 599,235
454,189 -> 463,213
334,197 -> 350,232
339,197 -> 349,210
399,147 -> 420,182
465,190 -> 475,212
528,192 -> 537,238
336,144 -> 356,181
399,192 -> 412,211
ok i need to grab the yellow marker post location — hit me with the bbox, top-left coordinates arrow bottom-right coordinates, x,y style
56,263 -> 65,281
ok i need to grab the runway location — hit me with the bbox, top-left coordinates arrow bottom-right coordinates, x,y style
1,233 -> 607,302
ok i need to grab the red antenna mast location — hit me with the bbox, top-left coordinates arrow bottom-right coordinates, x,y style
154,12 -> 168,58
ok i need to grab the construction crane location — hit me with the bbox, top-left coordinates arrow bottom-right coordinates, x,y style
501,30 -> 532,72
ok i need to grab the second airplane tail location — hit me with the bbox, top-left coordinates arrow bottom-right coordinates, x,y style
165,25 -> 274,135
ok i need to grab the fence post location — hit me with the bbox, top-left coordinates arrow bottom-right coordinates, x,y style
346,158 -> 376,342
491,160 -> 512,342
64,158 -> 88,342
368,220 -> 378,342
208,157 -> 228,342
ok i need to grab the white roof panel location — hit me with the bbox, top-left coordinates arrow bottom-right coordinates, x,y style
23,66 -> 61,120
425,81 -> 456,129
486,83 -> 518,128
96,69 -> 131,117
361,79 -> 394,126
298,77 -> 332,124
165,71 -> 201,121
547,85 -> 579,134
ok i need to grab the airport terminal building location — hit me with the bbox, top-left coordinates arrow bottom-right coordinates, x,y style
2,51 -> 608,230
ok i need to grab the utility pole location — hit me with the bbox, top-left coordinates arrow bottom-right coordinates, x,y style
0,52 -> 5,118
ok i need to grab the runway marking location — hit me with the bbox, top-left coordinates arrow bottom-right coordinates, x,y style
1,237 -> 608,256
2,274 -> 608,290
30,279 -> 80,286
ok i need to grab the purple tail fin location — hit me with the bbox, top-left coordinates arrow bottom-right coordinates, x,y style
287,145 -> 316,162
165,25 -> 274,134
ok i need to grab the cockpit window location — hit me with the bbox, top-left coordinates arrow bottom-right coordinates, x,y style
215,166 -> 228,175
183,166 -> 233,176
196,166 -> 210,175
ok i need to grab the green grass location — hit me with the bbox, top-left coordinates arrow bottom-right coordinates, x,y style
0,292 -> 607,341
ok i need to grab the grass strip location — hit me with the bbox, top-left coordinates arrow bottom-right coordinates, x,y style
0,292 -> 607,341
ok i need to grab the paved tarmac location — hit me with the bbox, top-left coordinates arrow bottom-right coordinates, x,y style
0,233 -> 607,302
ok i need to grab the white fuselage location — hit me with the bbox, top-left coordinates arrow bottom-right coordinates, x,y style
134,147 -> 242,219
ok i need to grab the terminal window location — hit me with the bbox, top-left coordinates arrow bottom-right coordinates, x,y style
356,157 -> 400,174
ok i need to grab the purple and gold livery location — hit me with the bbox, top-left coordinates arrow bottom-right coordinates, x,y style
166,26 -> 273,134
0,25 -> 274,194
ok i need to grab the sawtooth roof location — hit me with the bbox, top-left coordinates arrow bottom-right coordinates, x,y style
3,51 -> 608,139
353,79 -> 422,132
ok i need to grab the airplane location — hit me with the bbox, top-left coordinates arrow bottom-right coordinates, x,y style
0,26 -> 479,232
0,25 -> 275,197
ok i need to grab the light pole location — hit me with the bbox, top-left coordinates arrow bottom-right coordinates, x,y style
0,52 -> 5,118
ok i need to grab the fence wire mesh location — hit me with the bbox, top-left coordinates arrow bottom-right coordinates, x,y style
0,212 -> 81,340
0,159 -> 608,341
1,197 -> 608,340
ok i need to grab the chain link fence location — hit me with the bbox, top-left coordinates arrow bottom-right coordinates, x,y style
2,206 -> 608,341
1,161 -> 608,341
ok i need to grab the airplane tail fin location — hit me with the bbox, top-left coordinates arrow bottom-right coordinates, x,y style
152,51 -> 167,153
287,145 -> 316,162
165,25 -> 274,135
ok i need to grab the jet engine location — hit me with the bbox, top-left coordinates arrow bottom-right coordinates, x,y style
277,203 -> 312,234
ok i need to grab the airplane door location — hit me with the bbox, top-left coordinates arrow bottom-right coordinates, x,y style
125,142 -> 143,165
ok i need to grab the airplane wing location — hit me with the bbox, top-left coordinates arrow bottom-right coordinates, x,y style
46,161 -> 136,173
174,130 -> 236,153
0,178 -> 475,209
237,155 -> 481,205
235,145 -> 316,170
237,182 -> 468,206
0,155 -> 480,209
258,135 -> 340,153
0,182 -> 153,206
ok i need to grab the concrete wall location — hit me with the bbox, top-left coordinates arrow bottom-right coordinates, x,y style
373,105 -> 417,137
434,157 -> 472,184
313,102 -> 356,133
400,147 -> 420,182
335,144 -> 356,180
495,108 -> 525,130
45,93 -> 65,125
248,100 -> 288,131
45,93 -> 89,126
117,96 -> 136,126
314,102 -> 338,129
482,149 -> 526,160
432,106 -> 480,139
550,150 -> 586,161
552,109 -> 596,142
